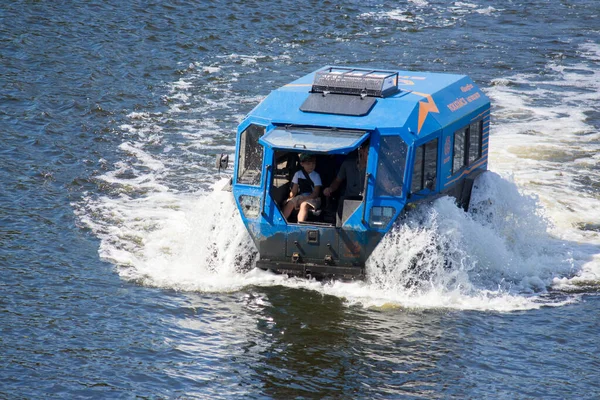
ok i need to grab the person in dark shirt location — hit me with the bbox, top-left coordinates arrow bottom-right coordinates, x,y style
323,141 -> 369,219
283,154 -> 322,222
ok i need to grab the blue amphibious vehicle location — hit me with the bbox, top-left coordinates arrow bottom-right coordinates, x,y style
231,66 -> 490,279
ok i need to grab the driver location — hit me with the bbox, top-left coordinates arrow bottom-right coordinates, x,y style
323,140 -> 369,219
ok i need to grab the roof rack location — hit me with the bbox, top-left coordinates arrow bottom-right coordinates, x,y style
311,67 -> 400,98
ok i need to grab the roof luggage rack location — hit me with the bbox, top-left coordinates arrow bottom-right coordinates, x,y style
311,67 -> 400,98
300,67 -> 400,116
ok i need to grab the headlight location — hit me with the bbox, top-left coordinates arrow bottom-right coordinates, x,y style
369,206 -> 395,228
239,195 -> 260,219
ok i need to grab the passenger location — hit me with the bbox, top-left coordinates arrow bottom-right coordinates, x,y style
323,140 -> 369,219
283,154 -> 322,222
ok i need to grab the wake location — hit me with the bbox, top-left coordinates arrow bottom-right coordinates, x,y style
77,171 -> 598,311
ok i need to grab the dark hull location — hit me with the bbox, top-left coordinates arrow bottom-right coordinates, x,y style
256,260 -> 365,280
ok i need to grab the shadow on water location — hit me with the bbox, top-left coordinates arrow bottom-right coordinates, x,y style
243,285 -> 458,399
231,286 -> 600,399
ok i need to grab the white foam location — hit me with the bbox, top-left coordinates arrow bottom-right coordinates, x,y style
203,66 -> 221,74
79,180 -> 263,291
485,42 -> 600,290
172,79 -> 192,90
454,2 -> 477,8
381,10 -> 415,23
354,172 -> 576,310
77,171 -> 587,312
475,6 -> 497,15
358,2 -> 499,30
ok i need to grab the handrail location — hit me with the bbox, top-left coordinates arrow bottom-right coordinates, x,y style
261,164 -> 271,217
361,172 -> 371,225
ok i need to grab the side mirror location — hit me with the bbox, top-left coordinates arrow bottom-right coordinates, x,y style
216,153 -> 229,172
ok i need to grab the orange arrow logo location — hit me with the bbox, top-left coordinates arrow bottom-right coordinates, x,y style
412,92 -> 439,134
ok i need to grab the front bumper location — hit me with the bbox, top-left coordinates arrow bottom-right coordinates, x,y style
256,260 -> 365,280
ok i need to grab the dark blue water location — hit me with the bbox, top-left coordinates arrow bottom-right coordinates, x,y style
2,1 -> 600,398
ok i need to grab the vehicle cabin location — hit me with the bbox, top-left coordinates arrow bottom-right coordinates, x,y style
232,66 -> 490,279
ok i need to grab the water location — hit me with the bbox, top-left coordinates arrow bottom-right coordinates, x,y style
1,0 -> 600,398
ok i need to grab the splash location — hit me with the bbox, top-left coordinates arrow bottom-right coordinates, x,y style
79,180 -> 261,291
360,172 -> 579,311
78,170 -> 586,311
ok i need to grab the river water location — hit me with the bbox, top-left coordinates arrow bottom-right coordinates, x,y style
1,0 -> 600,398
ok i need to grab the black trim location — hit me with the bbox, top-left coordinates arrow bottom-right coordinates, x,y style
256,260 -> 365,280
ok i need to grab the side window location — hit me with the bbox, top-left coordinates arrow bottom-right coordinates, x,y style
468,120 -> 482,164
411,138 -> 438,193
411,146 -> 423,193
424,139 -> 438,188
236,124 -> 265,186
453,128 -> 467,174
376,136 -> 408,197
